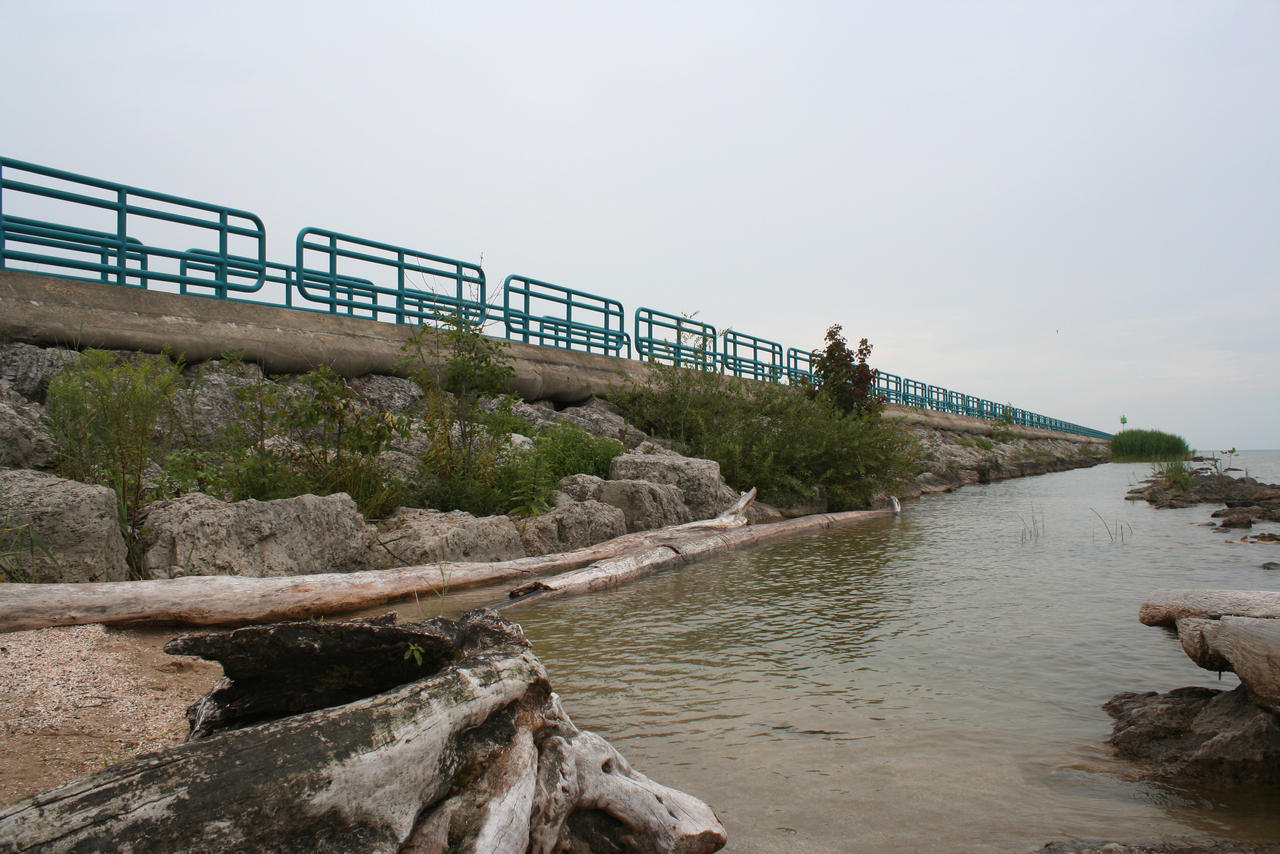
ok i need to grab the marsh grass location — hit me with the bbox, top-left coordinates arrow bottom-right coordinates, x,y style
1090,507 -> 1134,544
1152,459 -> 1195,492
1110,429 -> 1190,462
1018,505 -> 1044,544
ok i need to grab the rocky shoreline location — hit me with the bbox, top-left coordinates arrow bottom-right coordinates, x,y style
0,341 -> 1107,586
0,341 -> 1114,849
1126,464 -> 1280,537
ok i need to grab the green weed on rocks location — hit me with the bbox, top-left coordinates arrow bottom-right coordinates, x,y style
612,358 -> 918,511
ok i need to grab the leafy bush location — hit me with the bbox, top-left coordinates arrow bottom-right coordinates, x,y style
1111,429 -> 1190,462
810,325 -> 883,417
162,362 -> 410,518
46,350 -> 184,572
532,421 -> 623,482
612,362 -> 918,511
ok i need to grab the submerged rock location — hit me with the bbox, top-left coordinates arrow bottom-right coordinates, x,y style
1036,842 -> 1280,854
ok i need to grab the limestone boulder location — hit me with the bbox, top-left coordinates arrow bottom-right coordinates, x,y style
558,473 -> 690,532
517,499 -> 627,556
0,343 -> 78,403
138,492 -> 379,579
0,469 -> 129,583
608,442 -> 738,521
557,397 -> 647,448
350,374 -> 423,414
483,396 -> 646,448
0,396 -> 53,469
376,508 -> 525,567
600,479 -> 692,531
174,359 -> 269,441
745,499 -> 786,524
558,473 -> 607,503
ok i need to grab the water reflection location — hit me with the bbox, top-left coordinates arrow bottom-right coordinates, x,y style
393,453 -> 1280,852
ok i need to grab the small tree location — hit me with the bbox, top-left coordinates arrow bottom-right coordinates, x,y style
811,325 -> 883,417
398,310 -> 523,513
45,350 -> 183,575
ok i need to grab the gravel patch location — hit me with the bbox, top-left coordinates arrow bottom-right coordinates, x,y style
0,623 -> 221,805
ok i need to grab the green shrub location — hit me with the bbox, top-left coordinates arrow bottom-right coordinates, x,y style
532,421 -> 623,482
1111,429 -> 1190,462
46,350 -> 184,573
612,362 -> 918,511
162,363 -> 410,518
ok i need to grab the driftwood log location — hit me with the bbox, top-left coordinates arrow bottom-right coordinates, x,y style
0,492 -> 757,632
504,500 -> 898,608
1139,588 -> 1280,715
0,490 -> 898,632
0,610 -> 727,854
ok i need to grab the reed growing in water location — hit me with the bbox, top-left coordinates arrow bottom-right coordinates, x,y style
1110,429 -> 1191,462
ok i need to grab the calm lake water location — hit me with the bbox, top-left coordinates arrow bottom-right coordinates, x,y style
441,451 -> 1280,853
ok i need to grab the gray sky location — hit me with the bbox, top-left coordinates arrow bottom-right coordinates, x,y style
3,1 -> 1277,449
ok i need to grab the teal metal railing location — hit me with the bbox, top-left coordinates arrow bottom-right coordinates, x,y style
634,308 -> 718,370
295,228 -> 486,325
786,347 -> 815,386
503,274 -> 631,357
0,157 -> 266,292
721,329 -> 784,382
0,155 -> 1112,439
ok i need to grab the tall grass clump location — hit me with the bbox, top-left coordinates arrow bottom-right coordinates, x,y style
1110,429 -> 1191,462
1151,459 -> 1195,492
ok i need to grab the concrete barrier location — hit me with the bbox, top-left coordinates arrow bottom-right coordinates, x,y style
0,270 -> 649,404
0,269 -> 1104,445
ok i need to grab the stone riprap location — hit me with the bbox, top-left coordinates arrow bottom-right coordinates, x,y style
375,507 -> 525,567
138,492 -> 380,579
0,342 -> 1108,583
0,469 -> 129,583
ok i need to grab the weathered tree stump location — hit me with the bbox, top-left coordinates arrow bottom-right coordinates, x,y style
0,610 -> 727,854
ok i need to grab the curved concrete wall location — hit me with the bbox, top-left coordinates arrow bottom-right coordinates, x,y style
0,269 -> 1104,445
0,270 -> 649,404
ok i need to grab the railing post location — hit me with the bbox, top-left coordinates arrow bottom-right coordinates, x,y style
115,187 -> 128,287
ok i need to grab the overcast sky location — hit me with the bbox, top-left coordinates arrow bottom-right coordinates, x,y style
3,1 -> 1277,449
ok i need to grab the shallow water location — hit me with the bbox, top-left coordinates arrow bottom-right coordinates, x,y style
438,452 -> 1280,852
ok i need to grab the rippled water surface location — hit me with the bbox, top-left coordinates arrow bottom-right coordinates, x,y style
447,453 -> 1280,852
